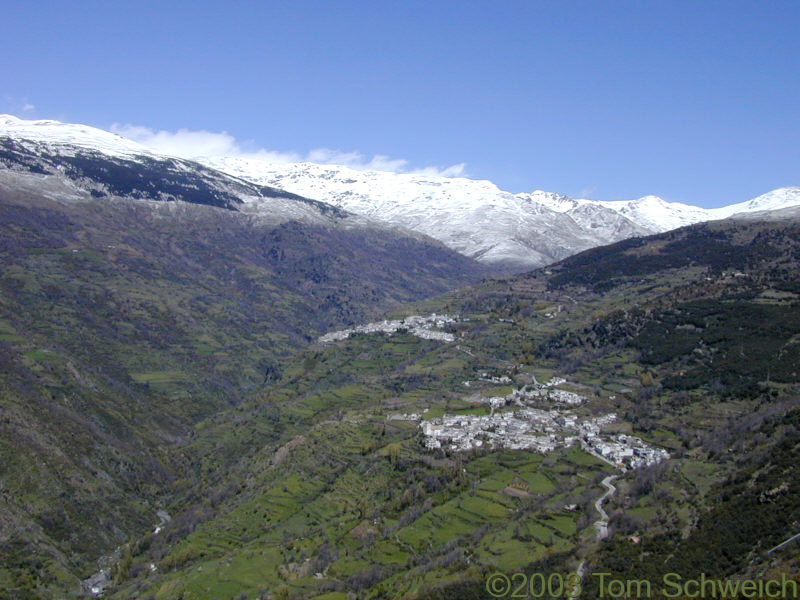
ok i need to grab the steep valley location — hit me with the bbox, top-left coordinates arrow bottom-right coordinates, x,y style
101,217 -> 800,599
1,118 -> 799,599
0,162 -> 486,598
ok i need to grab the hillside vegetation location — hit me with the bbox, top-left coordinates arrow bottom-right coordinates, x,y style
0,174 -> 485,598
102,217 -> 800,599
1,142 -> 798,598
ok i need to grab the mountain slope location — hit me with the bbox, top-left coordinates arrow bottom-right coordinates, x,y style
202,154 -> 800,269
0,125 -> 488,597
0,115 -> 348,219
2,114 -> 799,598
201,157 -> 656,270
100,213 -> 800,600
710,186 -> 800,219
4,116 -> 799,271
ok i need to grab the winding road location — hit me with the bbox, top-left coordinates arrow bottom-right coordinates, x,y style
574,474 -> 620,598
593,475 -> 618,541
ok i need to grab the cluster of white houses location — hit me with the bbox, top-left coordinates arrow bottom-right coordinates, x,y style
319,314 -> 668,470
587,434 -> 670,470
317,313 -> 456,344
387,376 -> 669,469
418,408 -> 668,469
474,379 -> 586,412
420,409 -> 579,454
508,385 -> 584,406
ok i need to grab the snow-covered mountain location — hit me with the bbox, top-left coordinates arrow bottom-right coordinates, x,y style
202,154 -> 800,268
199,158 -> 657,268
0,114 -> 351,224
708,187 -> 800,219
0,114 -> 158,158
0,114 -> 488,314
3,115 -> 799,270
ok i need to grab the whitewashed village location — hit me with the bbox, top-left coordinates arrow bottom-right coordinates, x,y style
317,313 -> 457,343
398,379 -> 669,471
320,315 -> 669,471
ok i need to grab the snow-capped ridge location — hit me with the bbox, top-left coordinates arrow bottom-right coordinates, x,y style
2,115 -> 798,270
0,114 -> 158,158
709,187 -> 800,219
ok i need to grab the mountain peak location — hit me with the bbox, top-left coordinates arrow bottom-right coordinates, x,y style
707,186 -> 800,219
741,186 -> 800,210
0,114 -> 157,158
3,115 -> 799,270
632,194 -> 667,204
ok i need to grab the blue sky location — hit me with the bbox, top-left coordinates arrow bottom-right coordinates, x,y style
3,0 -> 798,207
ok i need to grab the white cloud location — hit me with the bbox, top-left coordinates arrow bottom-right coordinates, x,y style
2,96 -> 36,115
578,186 -> 596,199
110,123 -> 467,177
111,124 -> 244,158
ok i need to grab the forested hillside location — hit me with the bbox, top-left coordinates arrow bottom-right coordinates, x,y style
98,216 -> 800,599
